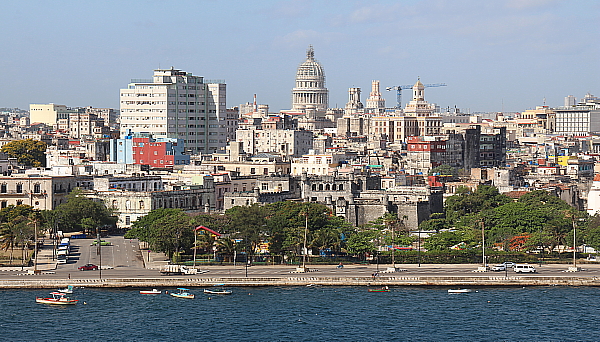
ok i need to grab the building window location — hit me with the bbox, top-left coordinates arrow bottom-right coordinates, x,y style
0,201 -> 6,208
250,168 -> 256,174
0,184 -> 6,193
34,184 -> 41,193
16,184 -> 23,193
125,216 -> 131,225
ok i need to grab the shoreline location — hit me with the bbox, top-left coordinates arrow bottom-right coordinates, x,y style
2,275 -> 600,289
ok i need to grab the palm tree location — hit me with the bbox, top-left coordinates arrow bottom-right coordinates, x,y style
0,222 -> 17,264
215,238 -> 236,262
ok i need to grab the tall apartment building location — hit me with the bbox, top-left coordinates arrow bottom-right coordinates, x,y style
119,67 -> 227,154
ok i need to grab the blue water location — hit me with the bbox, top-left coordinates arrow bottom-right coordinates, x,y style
1,286 -> 599,341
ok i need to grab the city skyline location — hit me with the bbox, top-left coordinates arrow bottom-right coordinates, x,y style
1,0 -> 598,113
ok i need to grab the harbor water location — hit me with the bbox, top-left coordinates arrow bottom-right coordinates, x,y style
2,286 -> 599,341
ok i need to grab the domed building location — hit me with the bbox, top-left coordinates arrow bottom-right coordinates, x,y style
291,45 -> 329,112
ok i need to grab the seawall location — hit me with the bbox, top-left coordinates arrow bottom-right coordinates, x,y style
2,275 -> 600,289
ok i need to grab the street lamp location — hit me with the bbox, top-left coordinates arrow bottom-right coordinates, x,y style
569,216 -> 582,272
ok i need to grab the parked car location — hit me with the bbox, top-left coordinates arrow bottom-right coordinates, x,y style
78,264 -> 99,271
491,264 -> 506,271
514,264 -> 536,273
502,262 -> 516,268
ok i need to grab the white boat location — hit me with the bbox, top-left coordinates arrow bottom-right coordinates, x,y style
204,289 -> 232,295
139,289 -> 162,295
448,289 -> 472,294
58,285 -> 74,294
36,292 -> 78,305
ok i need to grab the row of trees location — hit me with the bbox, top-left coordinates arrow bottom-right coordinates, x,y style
125,202 -> 357,261
419,185 -> 596,253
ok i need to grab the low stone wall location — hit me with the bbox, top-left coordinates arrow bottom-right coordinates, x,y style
2,276 -> 600,288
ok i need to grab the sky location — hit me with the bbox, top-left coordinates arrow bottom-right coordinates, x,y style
1,0 -> 598,113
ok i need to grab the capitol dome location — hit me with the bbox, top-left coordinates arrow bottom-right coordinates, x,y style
291,45 -> 329,112
296,47 -> 325,78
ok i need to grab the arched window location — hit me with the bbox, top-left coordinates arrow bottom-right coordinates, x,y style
112,200 -> 117,208
338,184 -> 344,191
312,184 -> 316,191
1,183 -> 7,193
318,184 -> 323,191
125,200 -> 131,210
139,201 -> 145,209
34,184 -> 41,194
16,183 -> 23,193
332,184 -> 337,191
325,184 -> 330,191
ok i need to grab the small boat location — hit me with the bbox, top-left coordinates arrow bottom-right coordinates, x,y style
368,286 -> 390,292
170,288 -> 194,299
139,289 -> 162,295
36,292 -> 79,305
204,289 -> 232,295
58,285 -> 74,294
448,289 -> 472,294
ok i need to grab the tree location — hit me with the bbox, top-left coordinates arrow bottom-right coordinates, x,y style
126,208 -> 182,242
423,231 -> 465,251
1,139 -> 47,167
225,204 -> 268,259
149,211 -> 194,259
346,230 -> 378,259
54,190 -> 117,233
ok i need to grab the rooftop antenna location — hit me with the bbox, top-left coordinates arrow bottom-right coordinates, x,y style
543,97 -> 546,106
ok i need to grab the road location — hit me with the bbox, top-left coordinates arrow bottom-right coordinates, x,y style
2,236 -> 600,281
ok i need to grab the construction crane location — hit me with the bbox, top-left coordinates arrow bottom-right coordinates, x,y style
386,82 -> 447,109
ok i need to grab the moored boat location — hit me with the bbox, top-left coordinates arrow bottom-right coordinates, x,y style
36,292 -> 79,305
58,285 -> 74,294
140,289 -> 162,295
170,288 -> 194,299
368,286 -> 390,292
448,289 -> 472,294
204,289 -> 232,295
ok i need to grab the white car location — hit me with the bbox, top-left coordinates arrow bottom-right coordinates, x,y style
491,264 -> 506,271
514,264 -> 536,273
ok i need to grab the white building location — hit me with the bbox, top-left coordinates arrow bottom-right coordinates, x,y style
365,80 -> 386,113
119,67 -> 227,154
291,151 -> 348,176
235,128 -> 313,158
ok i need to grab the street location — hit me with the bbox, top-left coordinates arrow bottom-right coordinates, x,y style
2,235 -> 600,281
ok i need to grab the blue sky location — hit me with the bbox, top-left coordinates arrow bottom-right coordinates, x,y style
1,0 -> 598,113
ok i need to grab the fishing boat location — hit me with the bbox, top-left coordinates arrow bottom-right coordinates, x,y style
368,286 -> 390,292
170,288 -> 194,299
58,285 -> 74,294
36,292 -> 79,305
204,289 -> 232,295
448,289 -> 472,294
139,289 -> 162,295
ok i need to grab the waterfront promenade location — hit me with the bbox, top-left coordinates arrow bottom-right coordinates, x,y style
1,236 -> 599,288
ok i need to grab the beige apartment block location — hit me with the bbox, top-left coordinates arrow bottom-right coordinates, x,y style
30,103 -> 67,126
